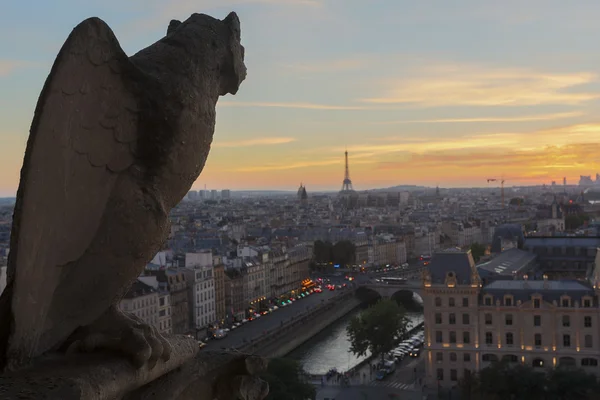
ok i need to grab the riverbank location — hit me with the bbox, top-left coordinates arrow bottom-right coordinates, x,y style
238,289 -> 362,357
305,321 -> 425,384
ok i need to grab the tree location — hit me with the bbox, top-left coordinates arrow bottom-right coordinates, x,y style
262,358 -> 316,400
459,361 -> 600,400
313,240 -> 333,264
332,240 -> 356,266
347,299 -> 409,362
509,197 -> 524,206
469,243 -> 486,263
565,214 -> 590,231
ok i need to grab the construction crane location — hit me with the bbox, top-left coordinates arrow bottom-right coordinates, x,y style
487,178 -> 506,209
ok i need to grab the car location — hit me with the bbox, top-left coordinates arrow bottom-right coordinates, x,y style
409,348 -> 421,357
213,329 -> 227,340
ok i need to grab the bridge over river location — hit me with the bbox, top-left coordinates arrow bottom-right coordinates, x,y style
359,279 -> 424,298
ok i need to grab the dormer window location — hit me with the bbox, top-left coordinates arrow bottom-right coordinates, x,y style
583,297 -> 592,308
504,295 -> 514,307
532,296 -> 541,309
484,295 -> 493,306
561,296 -> 571,308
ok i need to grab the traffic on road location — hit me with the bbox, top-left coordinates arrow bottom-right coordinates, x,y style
203,264 -> 425,351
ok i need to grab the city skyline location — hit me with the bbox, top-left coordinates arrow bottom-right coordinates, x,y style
2,0 -> 600,196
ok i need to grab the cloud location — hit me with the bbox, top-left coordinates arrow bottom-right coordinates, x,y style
281,57 -> 371,73
375,142 -> 600,177
219,101 -> 368,110
0,60 -> 28,77
212,137 -> 296,148
336,122 -> 600,164
233,157 -> 376,172
374,111 -> 584,124
360,63 -> 599,107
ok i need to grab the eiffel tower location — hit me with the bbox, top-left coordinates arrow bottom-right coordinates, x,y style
340,150 -> 355,193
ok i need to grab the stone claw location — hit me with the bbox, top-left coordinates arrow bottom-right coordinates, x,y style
235,375 -> 269,400
64,306 -> 172,369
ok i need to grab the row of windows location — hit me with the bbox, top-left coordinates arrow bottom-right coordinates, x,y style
483,296 -> 593,308
434,312 -> 594,328
483,313 -> 593,328
434,330 -> 595,348
435,297 -> 469,308
435,358 -> 600,383
482,332 -> 594,348
435,352 -> 471,362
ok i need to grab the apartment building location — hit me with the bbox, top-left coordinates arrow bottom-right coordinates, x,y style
423,249 -> 600,389
523,237 -> 600,280
119,280 -> 158,327
213,263 -> 226,324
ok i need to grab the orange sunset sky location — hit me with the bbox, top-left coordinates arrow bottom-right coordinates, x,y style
2,0 -> 600,195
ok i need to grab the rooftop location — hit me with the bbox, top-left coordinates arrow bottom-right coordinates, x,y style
123,280 -> 156,299
477,248 -> 536,277
484,279 -> 592,292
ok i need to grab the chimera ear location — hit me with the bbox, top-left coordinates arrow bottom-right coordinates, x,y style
222,11 -> 246,94
167,20 -> 182,35
223,12 -> 241,41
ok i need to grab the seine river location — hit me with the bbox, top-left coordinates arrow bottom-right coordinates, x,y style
288,307 -> 424,375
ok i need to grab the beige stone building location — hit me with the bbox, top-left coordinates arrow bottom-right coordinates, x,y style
423,249 -> 600,389
119,280 -> 158,328
213,263 -> 226,325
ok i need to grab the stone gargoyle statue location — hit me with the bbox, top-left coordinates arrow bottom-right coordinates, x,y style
0,12 -> 246,375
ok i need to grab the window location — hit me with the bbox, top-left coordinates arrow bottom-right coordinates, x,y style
435,297 -> 442,307
436,352 -> 443,362
450,369 -> 457,381
463,297 -> 469,307
449,298 -> 455,307
436,331 -> 443,343
435,313 -> 442,324
462,313 -> 470,324
561,298 -> 570,307
484,296 -> 492,306
584,316 -> 592,328
585,335 -> 593,348
533,298 -> 541,308
505,314 -> 513,326
485,332 -> 493,345
449,313 -> 456,325
534,315 -> 541,326
506,333 -> 514,345
563,334 -> 571,347
463,331 -> 470,344
582,358 -> 598,367
584,298 -> 592,308
450,353 -> 457,362
505,296 -> 513,306
562,315 -> 570,327
534,334 -> 542,346
450,331 -> 457,343
437,368 -> 444,381
485,313 -> 492,325
464,353 -> 471,362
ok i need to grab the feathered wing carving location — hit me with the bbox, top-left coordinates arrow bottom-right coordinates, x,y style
0,18 -> 140,368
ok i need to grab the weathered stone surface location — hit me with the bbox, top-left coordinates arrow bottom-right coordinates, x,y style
0,344 -> 269,400
0,11 -> 246,373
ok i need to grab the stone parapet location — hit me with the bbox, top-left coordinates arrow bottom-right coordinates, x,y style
0,336 -> 268,400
